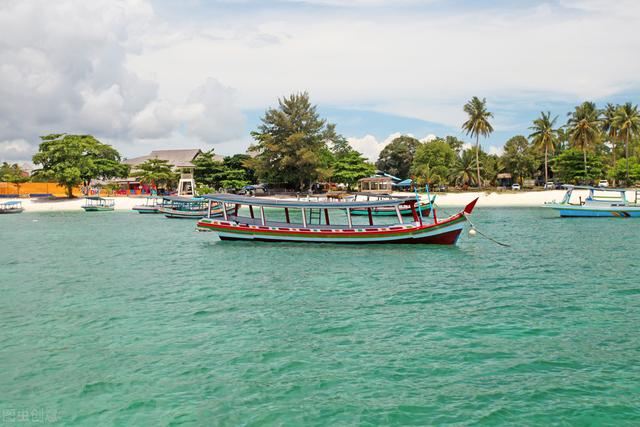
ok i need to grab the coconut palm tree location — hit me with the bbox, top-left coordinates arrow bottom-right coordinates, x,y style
528,111 -> 558,186
451,149 -> 478,186
601,103 -> 620,185
613,102 -> 640,185
566,101 -> 601,176
462,97 -> 493,188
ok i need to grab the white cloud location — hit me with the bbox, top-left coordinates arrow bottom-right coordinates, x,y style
488,145 -> 504,156
0,0 -> 245,160
348,132 -> 414,162
0,139 -> 32,162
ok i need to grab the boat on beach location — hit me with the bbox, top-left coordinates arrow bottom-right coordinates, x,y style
132,196 -> 164,214
197,194 -> 478,245
543,185 -> 640,217
82,197 -> 115,212
0,201 -> 24,214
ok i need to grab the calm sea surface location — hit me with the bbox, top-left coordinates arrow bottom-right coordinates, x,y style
1,208 -> 640,425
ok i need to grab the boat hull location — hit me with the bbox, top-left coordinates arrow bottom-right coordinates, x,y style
0,208 -> 24,214
132,206 -> 160,214
82,206 -> 114,212
544,205 -> 640,217
197,214 -> 467,245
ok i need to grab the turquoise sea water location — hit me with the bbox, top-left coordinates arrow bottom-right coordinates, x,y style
1,208 -> 640,425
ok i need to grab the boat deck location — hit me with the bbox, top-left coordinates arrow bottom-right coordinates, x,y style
229,215 -> 411,230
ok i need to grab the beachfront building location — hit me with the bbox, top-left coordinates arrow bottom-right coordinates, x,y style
358,177 -> 394,194
121,149 -> 222,196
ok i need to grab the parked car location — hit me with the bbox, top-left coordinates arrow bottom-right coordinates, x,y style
239,184 -> 268,196
598,180 -> 609,188
544,181 -> 555,190
555,182 -> 565,190
511,183 -> 521,190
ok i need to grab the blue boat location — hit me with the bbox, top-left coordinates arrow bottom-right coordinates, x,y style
543,185 -> 640,217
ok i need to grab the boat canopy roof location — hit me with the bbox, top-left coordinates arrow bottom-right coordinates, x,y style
202,193 -> 415,209
562,185 -> 629,192
1,201 -> 21,205
85,196 -> 110,200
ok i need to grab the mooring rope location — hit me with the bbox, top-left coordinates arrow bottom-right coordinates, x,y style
462,212 -> 511,247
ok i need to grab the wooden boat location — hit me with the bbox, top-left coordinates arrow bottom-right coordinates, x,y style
158,196 -> 231,219
543,185 -> 640,217
197,194 -> 478,245
0,201 -> 24,214
132,197 -> 164,214
82,197 -> 115,211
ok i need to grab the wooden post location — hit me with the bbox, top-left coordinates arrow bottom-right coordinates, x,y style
346,208 -> 352,228
324,209 -> 330,225
411,203 -> 419,223
234,204 -> 239,215
260,206 -> 266,226
301,208 -> 307,227
285,207 -> 290,223
208,200 -> 212,218
367,208 -> 373,226
395,205 -> 403,224
249,205 -> 254,219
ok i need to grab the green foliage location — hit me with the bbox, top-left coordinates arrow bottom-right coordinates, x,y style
1,162 -> 30,194
331,150 -> 375,189
411,139 -> 457,185
250,92 -> 339,190
553,148 -> 605,184
462,96 -> 494,188
612,102 -> 640,184
529,111 -> 559,183
610,157 -> 640,183
194,150 -> 250,190
451,149 -> 478,186
131,158 -> 177,189
32,134 -> 128,197
566,101 -> 601,174
375,135 -> 420,178
502,135 -> 537,184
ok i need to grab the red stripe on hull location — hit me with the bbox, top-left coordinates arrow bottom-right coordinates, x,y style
218,227 -> 462,245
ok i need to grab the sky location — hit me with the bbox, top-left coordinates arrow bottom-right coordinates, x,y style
1,0 -> 640,164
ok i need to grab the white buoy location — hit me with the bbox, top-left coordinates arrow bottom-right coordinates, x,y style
32,219 -> 38,222
469,228 -> 477,236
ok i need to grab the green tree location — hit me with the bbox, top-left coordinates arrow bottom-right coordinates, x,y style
610,157 -> 640,183
529,111 -> 559,184
1,163 -> 30,195
502,135 -> 536,185
411,138 -> 457,186
462,97 -> 494,188
194,150 -> 251,190
612,102 -> 640,185
223,154 -> 256,184
444,136 -> 465,154
32,134 -> 128,197
331,150 -> 375,189
375,135 -> 420,178
131,158 -> 177,191
566,102 -> 601,176
249,92 -> 336,190
451,149 -> 478,186
324,123 -> 353,158
553,148 -> 605,184
601,103 -> 620,175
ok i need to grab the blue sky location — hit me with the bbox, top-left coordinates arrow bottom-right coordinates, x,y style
2,0 -> 639,162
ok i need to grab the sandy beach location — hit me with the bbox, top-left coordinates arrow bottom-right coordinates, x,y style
2,189 -> 605,212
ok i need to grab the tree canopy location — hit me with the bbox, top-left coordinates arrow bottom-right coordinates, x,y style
249,92 -> 338,190
32,134 -> 129,197
131,158 -> 177,190
462,96 -> 494,188
375,135 -> 420,178
194,150 -> 254,191
331,150 -> 374,189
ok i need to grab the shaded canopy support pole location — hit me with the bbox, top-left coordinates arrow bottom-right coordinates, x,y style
260,206 -> 266,226
367,208 -> 373,226
346,208 -> 352,228
208,200 -> 212,219
324,209 -> 330,225
285,207 -> 290,224
249,205 -> 254,219
301,208 -> 307,227
395,205 -> 403,224
411,203 -> 420,224
234,204 -> 240,215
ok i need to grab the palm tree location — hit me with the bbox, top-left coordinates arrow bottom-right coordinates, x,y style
601,103 -> 620,185
566,101 -> 601,176
528,111 -> 558,185
462,97 -> 493,188
451,149 -> 478,186
613,102 -> 640,185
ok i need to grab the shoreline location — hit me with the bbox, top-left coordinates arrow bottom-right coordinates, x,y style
0,190 -> 589,212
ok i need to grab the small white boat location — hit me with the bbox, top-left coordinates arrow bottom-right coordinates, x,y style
0,201 -> 24,214
82,197 -> 115,212
543,185 -> 640,217
132,197 -> 164,214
